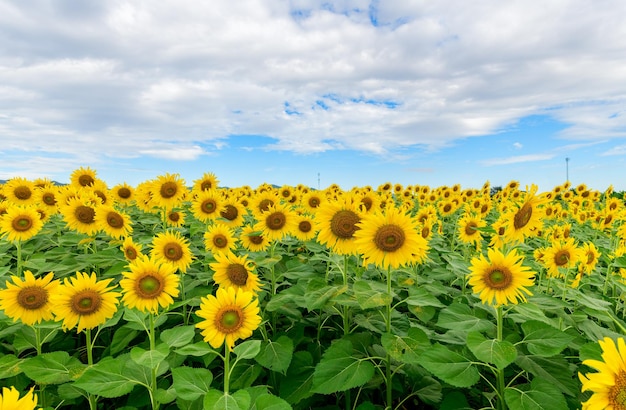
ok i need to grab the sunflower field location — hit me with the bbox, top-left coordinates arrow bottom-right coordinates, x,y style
0,168 -> 625,410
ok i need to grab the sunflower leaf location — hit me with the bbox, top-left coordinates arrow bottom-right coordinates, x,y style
255,335 -> 294,375
466,332 -> 517,369
254,393 -> 292,410
504,377 -> 568,410
419,344 -> 480,388
171,367 -> 213,401
160,325 -> 196,348
21,351 -> 85,385
521,321 -> 574,356
311,339 -> 375,394
233,339 -> 262,360
73,356 -> 139,398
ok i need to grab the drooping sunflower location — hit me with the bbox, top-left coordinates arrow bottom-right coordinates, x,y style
195,287 -> 262,350
579,336 -> 626,409
292,214 -> 317,241
542,238 -> 584,278
3,177 -> 36,206
0,270 -> 60,326
69,166 -> 98,188
59,192 -> 101,236
254,203 -> 297,242
0,205 -> 44,242
0,386 -> 38,409
149,173 -> 188,209
204,223 -> 237,255
502,184 -> 546,243
210,252 -> 261,293
467,247 -> 535,306
121,236 -> 143,262
150,231 -> 193,273
111,182 -> 135,205
50,272 -> 120,332
354,207 -> 428,269
192,172 -> 219,193
191,189 -> 223,223
316,197 -> 363,255
581,242 -> 601,274
240,225 -> 270,252
95,205 -> 132,239
120,255 -> 180,313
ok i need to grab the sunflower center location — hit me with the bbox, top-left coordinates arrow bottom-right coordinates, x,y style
160,182 -> 178,199
266,212 -> 286,230
226,264 -> 249,286
513,203 -> 532,229
586,251 -> 595,264
213,234 -> 228,248
94,190 -> 107,204
374,224 -> 406,252
609,370 -> 626,410
17,287 -> 48,310
258,199 -> 274,213
164,243 -> 183,261
125,246 -> 138,260
484,267 -> 512,289
464,222 -> 478,236
201,199 -> 217,214
107,211 -> 123,228
554,250 -> 570,267
330,210 -> 360,239
42,193 -> 57,206
221,205 -> 238,221
248,234 -> 264,245
12,216 -> 33,232
136,275 -> 164,298
201,181 -> 213,190
78,175 -> 95,187
421,226 -> 430,239
168,211 -> 180,222
75,205 -> 95,224
308,197 -> 321,208
70,290 -> 102,315
14,186 -> 32,200
216,308 -> 243,332
443,204 -> 452,213
118,187 -> 131,199
299,220 -> 312,233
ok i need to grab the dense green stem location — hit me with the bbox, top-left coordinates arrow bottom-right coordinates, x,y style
224,345 -> 231,395
496,306 -> 506,410
15,240 -> 23,276
149,313 -> 160,410
385,266 -> 393,410
86,328 -> 98,410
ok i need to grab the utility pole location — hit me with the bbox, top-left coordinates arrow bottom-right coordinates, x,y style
565,157 -> 569,182
317,172 -> 320,190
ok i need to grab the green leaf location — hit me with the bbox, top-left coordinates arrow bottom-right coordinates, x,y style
404,287 -> 445,308
254,393 -> 292,410
466,332 -> 517,369
353,280 -> 393,309
504,377 -> 568,410
233,339 -> 262,360
172,367 -> 213,401
123,308 -> 149,331
515,355 -> 578,397
311,339 -> 375,394
110,325 -> 140,355
0,354 -> 23,379
436,302 -> 496,333
381,327 -> 430,364
204,389 -> 249,410
21,351 -> 85,384
130,344 -> 170,368
304,278 -> 342,310
255,335 -> 294,375
160,325 -> 196,348
419,344 -> 480,388
279,351 -> 314,405
521,321 -> 574,356
73,356 -> 139,398
175,341 -> 218,357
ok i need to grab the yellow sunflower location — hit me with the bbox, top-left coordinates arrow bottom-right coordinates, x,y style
59,193 -> 101,236
50,272 -> 120,332
292,214 -> 317,241
316,197 -> 363,255
150,231 -> 193,273
249,191 -> 280,220
467,247 -> 535,306
210,252 -> 261,293
254,203 -> 297,242
0,270 -> 60,326
240,225 -> 270,252
204,223 -> 237,255
581,242 -> 601,274
3,177 -> 36,206
121,236 -> 143,262
191,189 -> 223,223
192,172 -> 219,193
457,213 -> 486,248
502,184 -> 546,243
579,337 -> 626,409
300,191 -> 326,214
195,287 -> 262,350
69,166 -> 98,188
0,205 -> 44,242
0,386 -> 38,409
35,184 -> 60,213
149,173 -> 187,209
111,182 -> 135,205
354,207 -> 428,269
542,238 -> 584,278
120,255 -> 180,313
218,199 -> 245,228
165,209 -> 185,227
95,205 -> 132,239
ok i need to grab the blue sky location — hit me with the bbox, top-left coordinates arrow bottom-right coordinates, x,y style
1,1 -> 626,192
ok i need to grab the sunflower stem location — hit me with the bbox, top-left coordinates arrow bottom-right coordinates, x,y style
15,239 -> 23,276
385,265 -> 393,410
149,313 -> 160,410
85,328 -> 98,410
342,255 -> 352,410
495,306 -> 506,410
224,344 -> 231,395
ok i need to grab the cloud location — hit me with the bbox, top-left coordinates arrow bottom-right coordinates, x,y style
138,144 -> 207,160
513,142 -> 523,149
601,144 -> 626,156
481,153 -> 555,166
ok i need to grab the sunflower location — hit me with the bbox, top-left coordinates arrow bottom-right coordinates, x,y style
192,172 -> 219,193
165,208 -> 185,227
467,247 -> 535,306
50,272 -> 120,332
191,189 -> 223,223
0,386 -> 38,409
579,337 -> 626,409
111,182 -> 135,205
581,242 -> 601,274
502,184 -> 546,243
218,199 -> 245,227
542,238 -> 584,278
95,205 -> 132,239
254,203 -> 297,242
3,177 -> 36,206
59,193 -> 101,236
240,225 -> 270,252
0,270 -> 60,326
121,236 -> 143,262
353,207 -> 428,269
292,214 -> 317,241
150,231 -> 193,273
204,223 -> 237,255
149,173 -> 187,209
210,252 -> 261,293
35,184 -> 59,213
316,197 -> 363,255
69,166 -> 98,188
437,200 -> 458,217
0,205 -> 44,242
120,255 -> 180,313
195,287 -> 262,350
249,191 -> 280,220
300,191 -> 326,214
457,213 -> 486,248
356,190 -> 381,214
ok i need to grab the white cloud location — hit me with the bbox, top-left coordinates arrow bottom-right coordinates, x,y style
513,142 -> 523,149
481,153 -> 555,166
601,144 -> 626,156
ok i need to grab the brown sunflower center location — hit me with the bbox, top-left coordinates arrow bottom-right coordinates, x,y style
226,264 -> 249,286
421,226 -> 430,239
107,211 -> 124,228
609,370 -> 626,410
330,210 -> 360,239
200,181 -> 213,190
17,286 -> 48,310
94,190 -> 107,204
484,267 -> 513,290
168,211 -> 180,222
164,242 -> 183,261
374,224 -> 406,252
443,204 -> 452,213
12,216 -> 34,232
221,205 -> 238,221
554,250 -> 570,267
586,251 -> 595,264
78,175 -> 95,187
464,222 -> 478,236
266,212 -> 286,230
136,275 -> 164,298
299,220 -> 312,233
360,197 -> 373,211
258,199 -> 274,213
308,197 -> 321,208
70,290 -> 102,315
117,187 -> 131,199
14,186 -> 32,200
201,199 -> 217,214
213,234 -> 228,249
160,182 -> 178,199
42,193 -> 57,206
75,205 -> 95,224
125,246 -> 138,260
248,234 -> 264,245
514,203 -> 533,229
216,308 -> 243,333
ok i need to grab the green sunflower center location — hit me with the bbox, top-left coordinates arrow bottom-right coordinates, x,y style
42,193 -> 57,206
137,275 -> 164,298
71,290 -> 102,315
217,309 -> 243,332
160,181 -> 178,199
513,203 -> 533,230
12,216 -> 33,232
75,205 -> 95,224
330,210 -> 360,239
125,246 -> 138,260
18,287 -> 48,310
485,267 -> 512,290
201,199 -> 217,214
374,224 -> 405,252
226,264 -> 249,286
164,242 -> 183,261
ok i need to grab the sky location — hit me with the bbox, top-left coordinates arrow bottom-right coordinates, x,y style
1,0 -> 626,192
